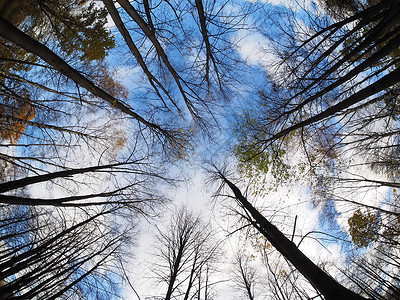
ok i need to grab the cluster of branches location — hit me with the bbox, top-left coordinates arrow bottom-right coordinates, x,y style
102,0 -> 256,132
0,156 -> 170,298
235,0 -> 400,183
0,205 -> 128,299
0,0 -> 255,158
149,206 -> 220,300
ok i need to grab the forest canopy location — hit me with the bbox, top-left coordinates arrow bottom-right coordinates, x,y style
0,0 -> 399,299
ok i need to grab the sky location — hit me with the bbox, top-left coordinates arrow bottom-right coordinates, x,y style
102,0 -> 381,298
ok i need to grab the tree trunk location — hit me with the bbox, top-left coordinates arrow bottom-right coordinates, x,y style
0,16 -> 166,135
220,174 -> 369,300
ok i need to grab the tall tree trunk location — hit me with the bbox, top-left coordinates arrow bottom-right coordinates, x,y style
219,173 -> 369,300
0,162 -> 128,193
165,244 -> 185,300
0,16 -> 166,135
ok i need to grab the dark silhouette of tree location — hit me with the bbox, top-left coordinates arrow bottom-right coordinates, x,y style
150,206 -> 220,300
0,205 -> 131,299
233,0 -> 400,160
100,0 -> 254,131
0,151 -> 168,298
232,251 -> 257,300
0,16 -> 165,135
213,170 -> 369,300
231,0 -> 400,252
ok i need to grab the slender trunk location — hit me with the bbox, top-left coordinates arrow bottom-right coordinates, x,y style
183,254 -> 197,300
265,66 -> 400,144
0,16 -> 166,135
102,0 -> 179,112
239,263 -> 254,300
0,162 -> 126,193
194,0 -> 221,89
165,244 -> 185,300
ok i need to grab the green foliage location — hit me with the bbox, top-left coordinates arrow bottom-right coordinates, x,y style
48,1 -> 116,61
1,0 -> 115,62
348,209 -> 381,248
232,112 -> 294,192
0,0 -> 117,143
234,143 -> 291,183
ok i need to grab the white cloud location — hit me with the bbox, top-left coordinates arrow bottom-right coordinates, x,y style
246,0 -> 313,11
234,29 -> 276,69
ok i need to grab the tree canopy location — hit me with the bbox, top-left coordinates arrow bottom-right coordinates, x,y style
0,0 -> 399,299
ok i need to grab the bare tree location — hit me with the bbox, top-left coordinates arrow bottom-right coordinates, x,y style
233,0 -> 400,178
0,16 -> 167,135
232,251 -> 257,300
150,206 -> 220,300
